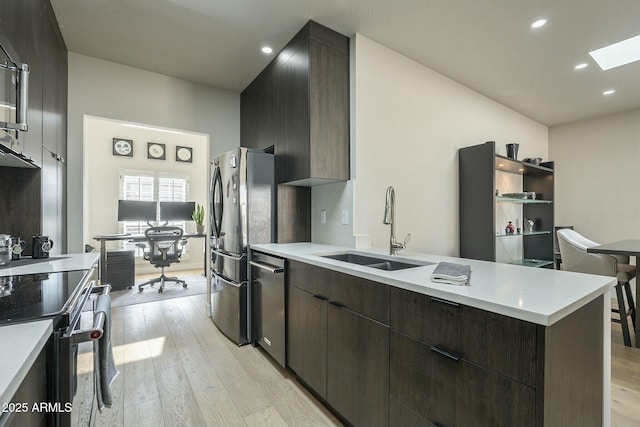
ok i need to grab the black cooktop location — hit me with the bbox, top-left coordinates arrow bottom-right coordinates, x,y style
0,270 -> 88,326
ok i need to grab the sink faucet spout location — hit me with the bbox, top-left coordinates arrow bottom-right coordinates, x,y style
383,186 -> 410,255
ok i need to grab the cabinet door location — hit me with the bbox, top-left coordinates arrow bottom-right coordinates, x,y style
327,303 -> 389,427
287,285 -> 327,398
42,0 -> 59,155
390,331 -> 535,427
5,345 -> 47,427
275,43 -> 310,183
241,65 -> 274,151
41,148 -> 61,249
390,287 -> 536,386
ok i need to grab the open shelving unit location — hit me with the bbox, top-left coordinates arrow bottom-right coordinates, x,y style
459,141 -> 554,268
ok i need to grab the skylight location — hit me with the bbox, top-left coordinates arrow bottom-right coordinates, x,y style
589,34 -> 640,70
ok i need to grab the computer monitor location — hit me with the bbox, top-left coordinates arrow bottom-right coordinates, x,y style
117,200 -> 158,221
159,201 -> 196,221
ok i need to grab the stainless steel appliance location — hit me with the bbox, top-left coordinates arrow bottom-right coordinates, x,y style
0,234 -> 10,265
250,252 -> 286,367
0,35 -> 30,166
209,147 -> 274,345
0,265 -> 110,427
32,235 -> 54,259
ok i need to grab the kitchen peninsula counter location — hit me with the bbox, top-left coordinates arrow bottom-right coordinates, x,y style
251,242 -> 614,426
251,243 -> 615,326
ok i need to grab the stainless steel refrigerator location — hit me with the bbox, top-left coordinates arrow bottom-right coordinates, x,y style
209,147 -> 275,345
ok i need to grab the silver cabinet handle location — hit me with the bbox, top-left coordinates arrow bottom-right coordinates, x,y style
250,261 -> 284,274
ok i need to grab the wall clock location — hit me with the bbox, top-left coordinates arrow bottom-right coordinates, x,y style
112,138 -> 133,157
176,146 -> 193,163
147,142 -> 166,160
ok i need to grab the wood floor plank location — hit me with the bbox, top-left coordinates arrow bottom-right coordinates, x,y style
243,405 -> 289,427
124,399 -> 166,427
141,301 -> 208,427
121,304 -> 161,408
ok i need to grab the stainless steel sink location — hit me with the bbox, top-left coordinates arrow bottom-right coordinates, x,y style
320,252 -> 431,271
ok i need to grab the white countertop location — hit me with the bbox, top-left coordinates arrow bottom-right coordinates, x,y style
0,253 -> 99,276
251,243 -> 616,326
0,320 -> 52,405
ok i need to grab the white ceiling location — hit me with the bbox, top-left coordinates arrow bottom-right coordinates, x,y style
50,0 -> 640,126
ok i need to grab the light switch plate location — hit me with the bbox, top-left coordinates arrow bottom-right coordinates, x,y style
341,210 -> 349,225
321,210 -> 327,224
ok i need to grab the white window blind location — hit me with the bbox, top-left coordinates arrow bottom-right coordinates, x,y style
158,175 -> 188,230
119,170 -> 190,255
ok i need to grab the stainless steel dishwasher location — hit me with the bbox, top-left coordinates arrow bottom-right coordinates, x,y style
250,251 -> 286,368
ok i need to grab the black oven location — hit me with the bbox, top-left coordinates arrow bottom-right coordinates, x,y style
0,265 -> 111,427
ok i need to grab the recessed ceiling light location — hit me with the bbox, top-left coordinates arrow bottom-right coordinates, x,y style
531,19 -> 547,29
603,89 -> 616,96
574,63 -> 588,70
261,46 -> 273,54
589,34 -> 640,70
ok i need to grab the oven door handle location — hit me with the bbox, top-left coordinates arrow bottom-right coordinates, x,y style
63,265 -> 98,316
68,284 -> 111,344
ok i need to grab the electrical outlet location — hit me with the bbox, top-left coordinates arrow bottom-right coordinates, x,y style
341,210 -> 349,225
321,209 -> 327,224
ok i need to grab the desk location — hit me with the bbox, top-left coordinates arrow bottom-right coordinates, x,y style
93,233 -> 206,284
588,239 -> 639,347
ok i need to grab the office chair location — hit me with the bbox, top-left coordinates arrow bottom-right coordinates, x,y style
135,226 -> 188,293
557,228 -> 636,347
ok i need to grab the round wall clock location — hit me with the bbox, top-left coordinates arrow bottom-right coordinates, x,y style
176,146 -> 193,163
147,142 -> 166,160
112,138 -> 133,157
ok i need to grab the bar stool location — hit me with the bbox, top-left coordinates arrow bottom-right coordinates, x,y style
557,229 -> 636,347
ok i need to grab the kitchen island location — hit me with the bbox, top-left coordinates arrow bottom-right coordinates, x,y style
251,243 -> 615,427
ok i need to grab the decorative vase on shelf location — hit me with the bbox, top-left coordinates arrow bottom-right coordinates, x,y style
505,221 -> 515,234
196,224 -> 205,234
525,219 -> 534,234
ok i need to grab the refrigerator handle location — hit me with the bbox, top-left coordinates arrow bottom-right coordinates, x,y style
211,166 -> 223,238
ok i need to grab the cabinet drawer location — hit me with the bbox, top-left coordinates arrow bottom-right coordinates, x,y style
390,331 -> 535,427
288,260 -> 389,324
390,287 -> 536,386
330,270 -> 389,324
288,260 -> 327,296
389,396 -> 433,427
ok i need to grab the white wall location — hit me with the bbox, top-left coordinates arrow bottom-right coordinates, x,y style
84,116 -> 208,272
336,34 -> 548,256
550,108 -> 640,242
67,53 -> 240,252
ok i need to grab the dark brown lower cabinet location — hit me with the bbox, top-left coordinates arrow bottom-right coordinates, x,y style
287,285 -> 327,398
389,396 -> 433,427
3,346 -> 47,427
327,304 -> 389,427
390,330 -> 535,427
287,260 -> 604,427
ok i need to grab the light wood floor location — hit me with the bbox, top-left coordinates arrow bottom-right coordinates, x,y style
80,277 -> 640,427
87,293 -> 342,427
611,327 -> 640,426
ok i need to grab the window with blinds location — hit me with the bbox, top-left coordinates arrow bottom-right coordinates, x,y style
120,170 -> 190,255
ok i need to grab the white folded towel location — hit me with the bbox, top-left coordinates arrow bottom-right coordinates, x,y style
430,262 -> 471,286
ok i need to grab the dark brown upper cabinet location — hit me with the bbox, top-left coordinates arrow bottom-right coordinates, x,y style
241,20 -> 350,186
